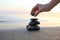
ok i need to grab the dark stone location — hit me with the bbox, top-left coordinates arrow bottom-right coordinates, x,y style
26,25 -> 40,31
26,18 -> 40,31
31,18 -> 38,20
29,20 -> 40,26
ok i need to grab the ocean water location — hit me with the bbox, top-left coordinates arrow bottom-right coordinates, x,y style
0,13 -> 60,30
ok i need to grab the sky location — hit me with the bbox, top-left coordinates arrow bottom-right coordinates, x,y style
0,0 -> 60,12
0,0 -> 60,21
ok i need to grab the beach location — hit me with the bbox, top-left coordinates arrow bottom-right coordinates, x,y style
0,27 -> 60,40
0,21 -> 60,40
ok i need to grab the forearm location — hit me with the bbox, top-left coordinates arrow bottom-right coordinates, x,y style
46,0 -> 60,10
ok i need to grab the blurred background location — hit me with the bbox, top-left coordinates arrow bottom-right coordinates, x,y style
0,0 -> 60,29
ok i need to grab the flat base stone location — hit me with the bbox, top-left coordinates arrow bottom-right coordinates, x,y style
26,25 -> 40,31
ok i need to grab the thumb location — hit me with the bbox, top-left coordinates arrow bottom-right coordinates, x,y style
34,10 -> 42,16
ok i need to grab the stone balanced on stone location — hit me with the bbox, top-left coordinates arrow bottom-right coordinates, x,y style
26,18 -> 40,31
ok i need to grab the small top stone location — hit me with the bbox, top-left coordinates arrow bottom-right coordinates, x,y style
30,18 -> 38,21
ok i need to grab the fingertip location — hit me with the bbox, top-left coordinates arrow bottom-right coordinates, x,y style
34,13 -> 37,16
31,13 -> 35,16
34,15 -> 37,17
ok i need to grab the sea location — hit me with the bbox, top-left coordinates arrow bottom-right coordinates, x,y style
0,12 -> 60,30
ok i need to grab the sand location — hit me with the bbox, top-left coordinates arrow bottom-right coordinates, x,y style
0,27 -> 60,40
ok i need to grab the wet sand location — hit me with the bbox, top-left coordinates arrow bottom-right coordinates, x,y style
0,27 -> 60,40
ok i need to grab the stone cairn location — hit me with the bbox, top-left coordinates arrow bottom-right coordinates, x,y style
26,18 -> 40,31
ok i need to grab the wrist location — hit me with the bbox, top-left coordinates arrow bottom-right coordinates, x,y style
52,0 -> 60,3
45,0 -> 59,11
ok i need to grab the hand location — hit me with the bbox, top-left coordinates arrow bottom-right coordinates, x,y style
31,4 -> 51,17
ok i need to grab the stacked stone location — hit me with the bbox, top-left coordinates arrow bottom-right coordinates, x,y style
26,18 -> 40,31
